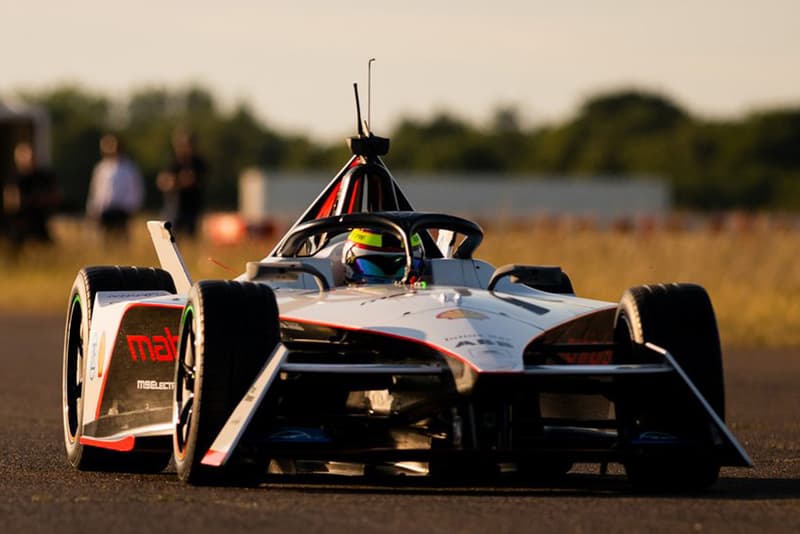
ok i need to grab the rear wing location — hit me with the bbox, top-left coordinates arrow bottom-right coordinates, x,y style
147,221 -> 193,294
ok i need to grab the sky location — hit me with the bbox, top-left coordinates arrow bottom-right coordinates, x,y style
2,1 -> 799,141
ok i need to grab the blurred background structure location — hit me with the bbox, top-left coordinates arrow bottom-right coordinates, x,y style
239,168 -> 669,227
0,101 -> 51,208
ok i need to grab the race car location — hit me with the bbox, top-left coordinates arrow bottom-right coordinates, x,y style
62,89 -> 751,490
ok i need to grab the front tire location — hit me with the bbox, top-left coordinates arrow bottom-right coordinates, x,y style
62,266 -> 175,471
173,281 -> 280,485
614,283 -> 724,491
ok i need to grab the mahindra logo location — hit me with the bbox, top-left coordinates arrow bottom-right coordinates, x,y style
127,327 -> 179,362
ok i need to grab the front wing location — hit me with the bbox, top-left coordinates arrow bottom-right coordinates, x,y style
200,341 -> 752,470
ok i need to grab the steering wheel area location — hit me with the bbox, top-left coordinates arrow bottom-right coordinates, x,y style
274,212 -> 483,284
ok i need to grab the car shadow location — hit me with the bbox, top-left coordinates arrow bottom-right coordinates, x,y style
259,473 -> 800,500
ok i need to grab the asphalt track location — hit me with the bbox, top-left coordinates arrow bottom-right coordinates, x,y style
1,313 -> 799,533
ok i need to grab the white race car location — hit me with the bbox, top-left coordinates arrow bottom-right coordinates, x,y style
62,93 -> 750,490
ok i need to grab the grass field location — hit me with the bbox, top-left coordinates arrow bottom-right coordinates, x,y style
1,216 -> 798,348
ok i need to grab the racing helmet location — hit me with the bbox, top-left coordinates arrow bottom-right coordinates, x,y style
343,228 -> 424,284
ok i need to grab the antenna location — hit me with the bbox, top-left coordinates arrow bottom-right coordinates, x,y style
367,58 -> 375,129
347,63 -> 389,157
353,82 -> 364,137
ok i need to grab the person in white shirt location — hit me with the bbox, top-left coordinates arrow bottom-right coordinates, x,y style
86,133 -> 144,239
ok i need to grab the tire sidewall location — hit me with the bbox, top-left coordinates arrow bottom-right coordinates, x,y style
173,280 -> 280,484
614,283 -> 725,418
62,273 -> 92,466
614,283 -> 724,490
173,286 -> 205,481
62,266 -> 177,470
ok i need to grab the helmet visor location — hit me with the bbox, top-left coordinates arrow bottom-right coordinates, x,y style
351,256 -> 425,282
353,255 -> 405,279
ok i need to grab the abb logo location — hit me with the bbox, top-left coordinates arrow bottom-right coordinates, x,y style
127,327 -> 179,362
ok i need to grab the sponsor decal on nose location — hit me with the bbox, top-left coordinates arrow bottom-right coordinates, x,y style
436,309 -> 488,320
97,333 -> 106,377
127,327 -> 179,362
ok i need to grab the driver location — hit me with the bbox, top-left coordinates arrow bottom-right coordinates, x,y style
343,228 -> 424,284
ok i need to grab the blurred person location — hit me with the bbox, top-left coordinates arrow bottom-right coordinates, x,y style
85,133 -> 144,240
156,129 -> 206,237
2,141 -> 61,246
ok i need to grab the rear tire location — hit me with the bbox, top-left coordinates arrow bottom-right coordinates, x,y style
614,283 -> 724,491
173,280 -> 280,485
62,266 -> 175,471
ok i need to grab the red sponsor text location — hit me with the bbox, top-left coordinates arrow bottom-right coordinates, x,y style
127,327 -> 179,362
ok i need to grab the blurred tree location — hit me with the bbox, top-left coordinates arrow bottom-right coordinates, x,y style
127,87 -> 173,127
535,90 -> 690,174
388,112 -> 505,171
11,84 -> 800,212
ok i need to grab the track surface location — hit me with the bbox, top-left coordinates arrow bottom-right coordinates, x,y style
1,313 -> 799,533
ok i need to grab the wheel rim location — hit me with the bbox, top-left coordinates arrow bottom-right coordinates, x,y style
64,295 -> 84,442
174,307 -> 196,460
